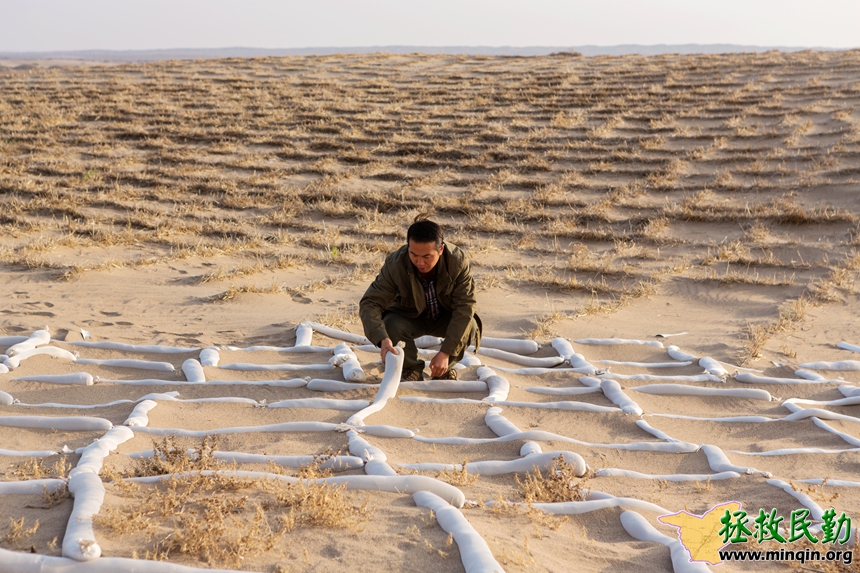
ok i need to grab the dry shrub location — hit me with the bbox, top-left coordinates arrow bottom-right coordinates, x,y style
436,459 -> 480,486
515,457 -> 590,503
8,456 -> 71,480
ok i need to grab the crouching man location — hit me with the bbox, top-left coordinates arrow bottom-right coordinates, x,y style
359,217 -> 482,381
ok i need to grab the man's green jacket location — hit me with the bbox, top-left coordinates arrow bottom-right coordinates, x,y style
359,242 -> 482,357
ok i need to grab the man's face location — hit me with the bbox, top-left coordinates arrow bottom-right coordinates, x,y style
408,240 -> 443,276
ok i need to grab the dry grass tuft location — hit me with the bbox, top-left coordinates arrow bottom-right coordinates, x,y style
516,457 -> 591,503
436,459 -> 480,486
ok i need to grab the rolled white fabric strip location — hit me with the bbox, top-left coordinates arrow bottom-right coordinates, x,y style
837,341 -> 860,354
12,372 -> 94,385
347,345 -> 404,426
795,369 -> 826,381
0,550 -> 242,573
401,380 -> 488,392
219,362 -> 334,371
0,478 -> 67,494
630,384 -> 772,401
481,336 -> 540,355
575,338 -> 664,348
595,360 -> 691,368
700,444 -> 770,476
6,329 -> 51,356
485,407 -> 521,437
485,375 -> 510,402
67,341 -> 199,353
307,379 -> 378,391
303,322 -> 372,345
698,357 -> 728,378
74,358 -> 176,372
766,479 -> 824,520
599,379 -> 643,415
635,419 -> 680,442
667,345 -> 697,361
268,398 -> 370,410
413,491 -> 505,573
800,360 -> 860,371
620,511 -> 712,573
199,346 -> 220,366
594,468 -> 740,481
476,347 -> 564,368
735,372 -> 831,385
294,322 -> 314,347
0,416 -> 112,431
132,421 -> 339,437
4,346 -> 77,369
181,359 -> 206,382
0,390 -> 12,405
64,426 -> 134,561
597,373 -> 722,383
124,400 -> 158,427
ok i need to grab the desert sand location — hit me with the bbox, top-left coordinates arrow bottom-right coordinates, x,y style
1,50 -> 860,572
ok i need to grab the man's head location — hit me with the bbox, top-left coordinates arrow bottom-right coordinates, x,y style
407,218 -> 444,276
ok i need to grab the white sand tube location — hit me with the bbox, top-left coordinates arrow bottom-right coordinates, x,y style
735,372 -> 830,385
132,421 -> 339,437
810,417 -> 860,447
766,479 -> 824,520
268,398 -> 370,410
797,478 -> 860,487
700,444 -> 770,476
0,550 -> 242,572
414,429 -> 700,452
12,372 -> 94,385
476,346 -> 564,368
0,390 -> 13,405
785,395 -> 860,408
403,451 -> 587,477
219,362 -> 334,371
800,360 -> 860,371
414,491 -> 505,573
124,400 -> 158,427
490,365 -> 597,376
578,376 -> 602,387
64,426 -> 134,561
401,380 -> 488,392
575,338 -> 664,348
16,398 -> 136,409
6,329 -> 51,356
347,345 -> 404,426
191,451 -> 366,471
635,419 -> 680,442
0,335 -> 27,347
0,448 -> 60,457
399,397 -> 482,405
67,341 -> 199,353
485,407 -> 521,437
484,375 -> 510,402
491,400 -> 620,413
348,429 -> 388,462
595,360 -> 691,368
460,352 -> 482,366
795,369 -> 826,381
343,424 -> 415,438
620,510 -> 711,573
595,468 -> 740,480
521,442 -> 542,456
781,405 -> 860,423
0,478 -> 67,494
837,341 -> 860,354
550,337 -> 575,359
199,346 -> 220,366
74,358 -> 176,372
599,379 -> 643,415
223,344 -> 333,353
181,358 -> 205,382
332,343 -> 366,382
839,385 -> 860,397
4,346 -> 77,369
598,373 -> 722,382
731,446 -> 860,456
630,384 -> 772,401
303,321 -> 372,345
481,336 -> 540,355
307,379 -> 378,391
520,496 -> 669,516
650,413 -> 776,423
0,363 -> 7,374
294,321 -> 314,347
667,345 -> 697,361
415,335 -> 443,347
698,357 -> 728,379
100,377 -> 310,388
0,416 -> 112,431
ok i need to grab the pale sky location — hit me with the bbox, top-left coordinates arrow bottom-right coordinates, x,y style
1,0 -> 858,53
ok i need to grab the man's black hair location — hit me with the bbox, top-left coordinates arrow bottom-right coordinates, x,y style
407,217 -> 444,248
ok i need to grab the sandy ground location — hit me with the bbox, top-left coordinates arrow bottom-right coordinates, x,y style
2,51 -> 860,571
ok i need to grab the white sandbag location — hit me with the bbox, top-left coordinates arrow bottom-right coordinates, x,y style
413,430 -> 700,453
64,426 -> 134,561
268,398 -> 370,410
595,468 -> 740,481
101,377 -> 309,388
599,379 -> 643,415
521,442 -> 542,456
347,344 -> 404,426
766,479 -> 824,520
459,352 -> 482,366
485,407 -> 521,437
635,419 -> 680,442
209,451 -> 364,471
476,347 -> 564,367
667,345 -> 697,361
837,341 -> 860,354
415,335 -> 443,347
400,380 -> 488,392
0,478 -> 67,494
181,359 -> 205,382
132,421 -> 339,437
4,346 -> 77,369
17,398 -> 134,409
810,417 -> 860,447
785,395 -> 860,408
700,444 -> 770,476
578,376 -> 602,387
124,400 -> 158,427
414,491 -> 505,573
699,357 -> 728,379
735,372 -> 829,385
223,344 -> 333,353
357,425 -> 415,438
332,343 -> 366,382
550,339 -> 596,371
491,366 -> 596,376
575,338 -> 664,348
0,448 -> 59,457
404,451 -> 587,478
67,341 -> 199,353
12,372 -> 94,385
597,372 -> 722,382
797,478 -> 860,487
650,413 -> 776,423
485,375 -> 510,402
523,496 -> 669,516
0,416 -> 112,431
199,347 -> 220,366
620,511 -> 711,573
0,550 -> 241,572
399,397 -> 482,405
347,429 -> 387,462
595,360 -> 691,368
218,362 -> 334,371
365,459 -> 399,476
800,360 -> 860,371
6,329 -> 51,356
795,369 -> 826,381
630,384 -> 772,401
303,321 -> 372,345
307,379 -> 378,391
0,390 -> 13,405
491,400 -> 620,413
481,336 -> 540,355
0,363 -> 7,374
0,335 -> 27,347
294,322 -> 314,347
551,337 -> 575,358
782,407 -> 860,423
74,358 -> 176,372
732,446 -> 860,456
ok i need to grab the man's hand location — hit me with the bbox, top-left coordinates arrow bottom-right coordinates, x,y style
380,338 -> 399,361
429,351 -> 450,378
